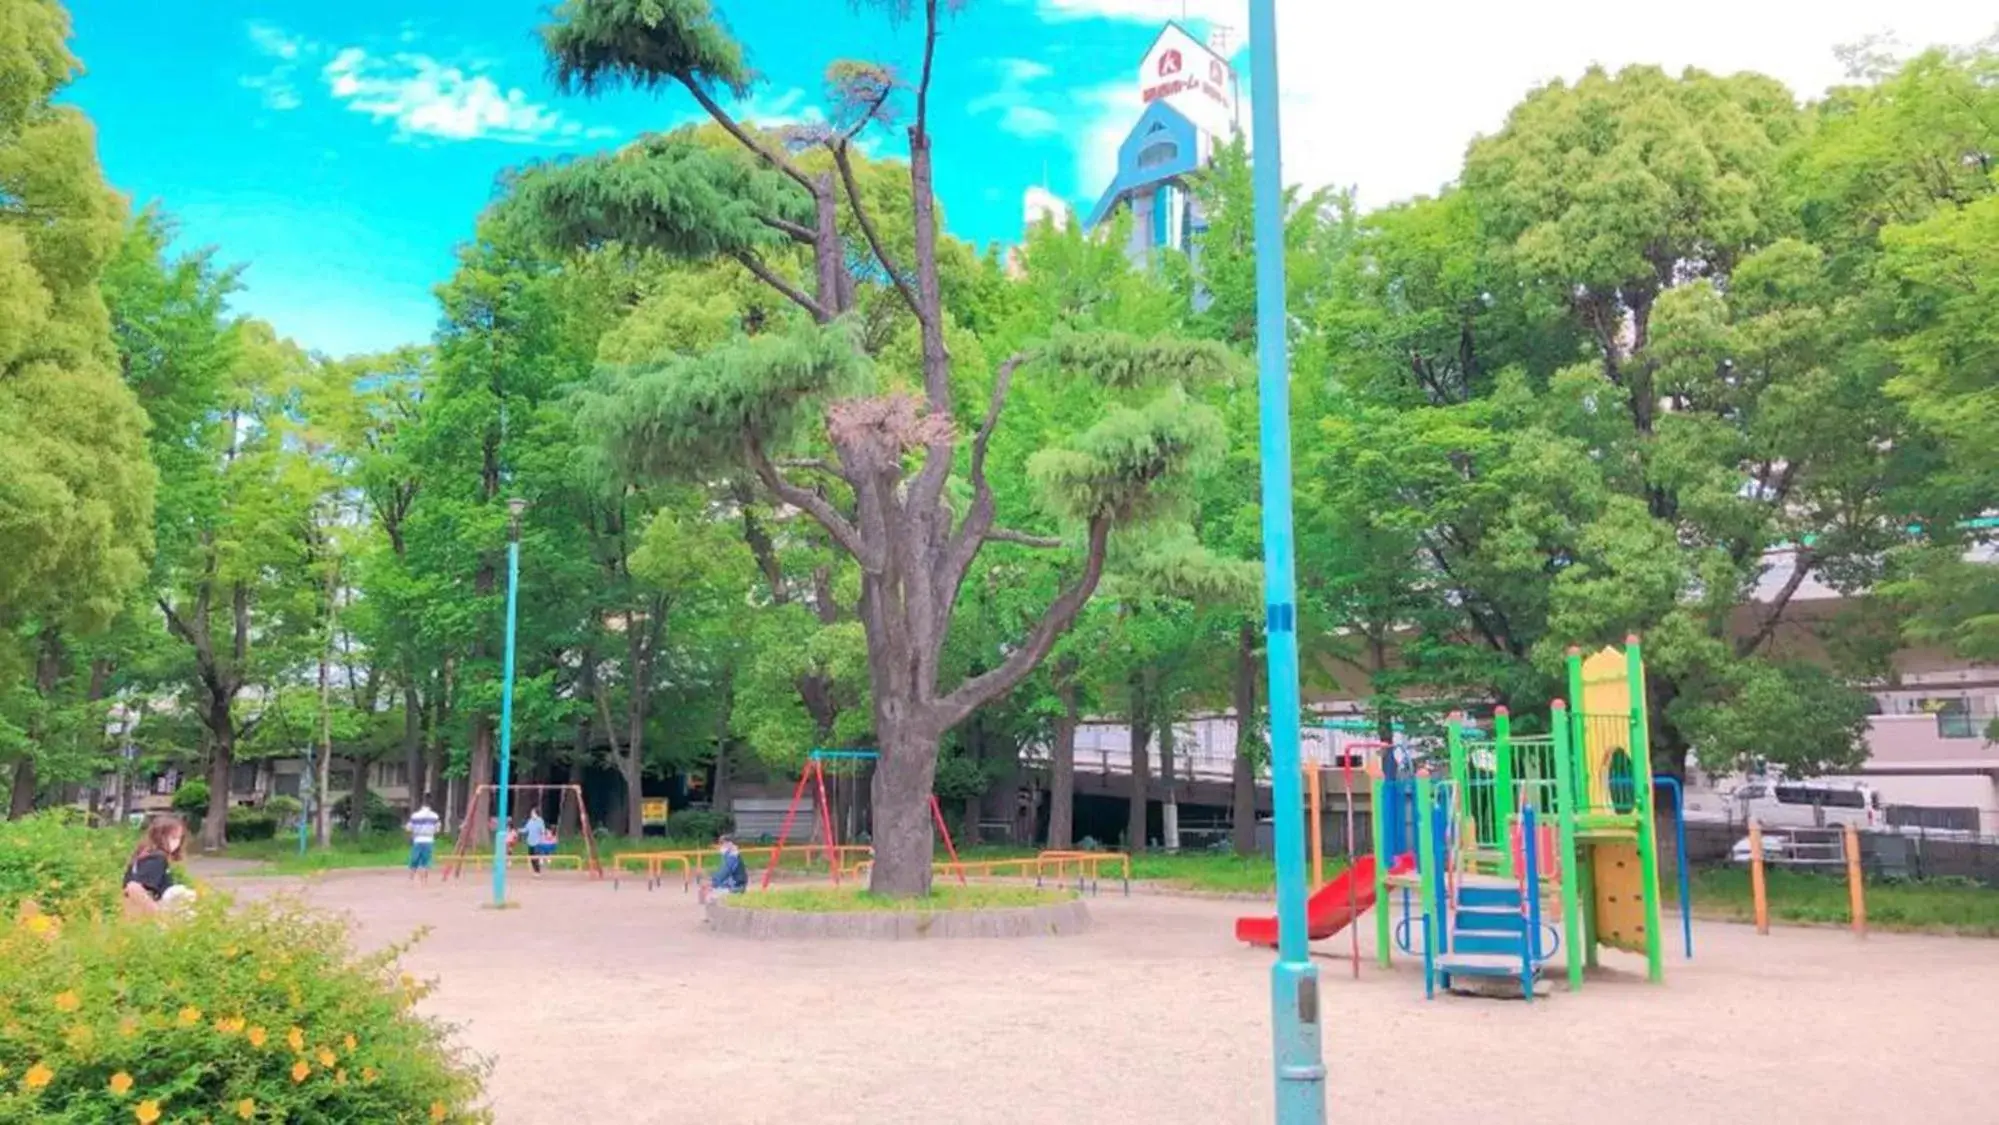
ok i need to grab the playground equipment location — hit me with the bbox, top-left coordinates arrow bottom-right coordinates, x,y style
444,783 -> 605,881
1237,638 -> 1694,1001
761,749 -> 966,889
1234,719 -> 1409,976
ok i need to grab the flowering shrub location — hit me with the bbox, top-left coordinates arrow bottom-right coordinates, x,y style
0,812 -> 133,920
0,893 -> 488,1122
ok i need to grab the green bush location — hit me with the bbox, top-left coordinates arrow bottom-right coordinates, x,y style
226,807 -> 280,842
170,781 -> 210,819
665,809 -> 733,842
0,893 -> 489,1122
263,795 -> 303,827
0,813 -> 134,921
332,790 -> 403,834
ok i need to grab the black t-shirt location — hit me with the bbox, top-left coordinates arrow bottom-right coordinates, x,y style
124,853 -> 174,901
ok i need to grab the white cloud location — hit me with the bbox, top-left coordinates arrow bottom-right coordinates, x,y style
322,47 -> 616,145
1030,0 -> 1999,208
247,21 -> 304,60
1072,80 -> 1142,197
969,56 -> 1072,138
242,21 -> 312,110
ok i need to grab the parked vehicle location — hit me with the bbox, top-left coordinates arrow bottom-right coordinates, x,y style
1725,779 -> 1884,831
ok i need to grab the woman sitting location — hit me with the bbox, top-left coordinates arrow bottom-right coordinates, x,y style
123,814 -> 196,916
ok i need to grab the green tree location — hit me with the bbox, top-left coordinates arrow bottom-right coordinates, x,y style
0,0 -> 155,813
526,0 -> 1227,894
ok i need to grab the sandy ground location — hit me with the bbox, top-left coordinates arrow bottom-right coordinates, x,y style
226,870 -> 1999,1125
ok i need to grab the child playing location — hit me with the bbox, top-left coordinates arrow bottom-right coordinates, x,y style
406,798 -> 441,885
524,808 -> 552,875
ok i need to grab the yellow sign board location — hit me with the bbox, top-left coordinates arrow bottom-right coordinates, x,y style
640,798 -> 669,826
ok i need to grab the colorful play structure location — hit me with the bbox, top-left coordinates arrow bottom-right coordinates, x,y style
1236,639 -> 1692,1000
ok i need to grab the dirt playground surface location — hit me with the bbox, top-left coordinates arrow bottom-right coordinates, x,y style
241,870 -> 1999,1124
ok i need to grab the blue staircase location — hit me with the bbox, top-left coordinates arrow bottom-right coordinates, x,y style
1436,874 -> 1543,999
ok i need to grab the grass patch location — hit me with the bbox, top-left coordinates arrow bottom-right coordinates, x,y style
1681,867 -> 1999,936
731,885 -> 1074,912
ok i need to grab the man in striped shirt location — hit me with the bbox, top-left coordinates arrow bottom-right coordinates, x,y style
406,798 -> 442,885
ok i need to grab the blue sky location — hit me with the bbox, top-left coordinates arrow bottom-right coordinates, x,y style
64,0 -> 1188,356
64,1 -> 1996,357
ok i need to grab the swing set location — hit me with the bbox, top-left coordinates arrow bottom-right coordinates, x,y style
443,783 -> 605,880
760,750 -> 965,889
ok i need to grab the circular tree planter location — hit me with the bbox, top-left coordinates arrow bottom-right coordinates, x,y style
706,890 -> 1091,941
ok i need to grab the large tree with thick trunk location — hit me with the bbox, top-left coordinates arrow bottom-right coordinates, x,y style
529,0 -> 1225,894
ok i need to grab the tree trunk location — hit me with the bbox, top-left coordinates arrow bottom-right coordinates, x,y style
349,756 -> 372,836
403,679 -> 426,810
202,699 -> 234,851
1232,622 -> 1260,855
7,758 -> 35,820
467,718 -> 493,830
618,752 -> 644,838
1126,673 -> 1152,852
1159,712 -> 1179,852
7,631 -> 63,820
1047,657 -> 1078,849
711,667 -> 734,820
866,708 -> 941,897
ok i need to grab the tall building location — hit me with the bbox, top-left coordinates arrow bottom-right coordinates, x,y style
1084,22 -> 1241,265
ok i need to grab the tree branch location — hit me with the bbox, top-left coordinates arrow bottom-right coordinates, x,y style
915,0 -> 938,145
680,81 -> 818,195
986,528 -> 1064,549
759,215 -> 817,244
727,249 -> 830,323
745,432 -> 880,571
934,516 -> 1112,728
1739,548 -> 1814,657
833,142 -> 924,321
934,354 -> 1027,615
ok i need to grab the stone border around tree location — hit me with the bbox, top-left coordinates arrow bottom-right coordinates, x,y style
705,897 -> 1092,940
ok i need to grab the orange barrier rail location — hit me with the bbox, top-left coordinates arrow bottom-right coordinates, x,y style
1035,850 -> 1131,896
449,853 -> 596,876
610,851 -> 696,891
610,844 -> 878,891
846,851 -> 1130,896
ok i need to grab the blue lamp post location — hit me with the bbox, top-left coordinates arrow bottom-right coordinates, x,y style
492,497 -> 526,909
1246,2 -> 1327,1120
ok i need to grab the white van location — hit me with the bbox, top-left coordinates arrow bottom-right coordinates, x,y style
1730,779 -> 1883,830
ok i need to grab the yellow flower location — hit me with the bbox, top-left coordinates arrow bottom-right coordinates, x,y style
343,1033 -> 357,1053
65,1023 -> 94,1049
135,1099 -> 163,1124
245,1026 -> 267,1048
334,1068 -> 347,1086
361,1067 -> 378,1084
24,914 -> 54,936
109,1071 -> 135,1096
119,1017 -> 140,1039
177,1005 -> 202,1027
235,1098 -> 256,1119
290,1060 -> 310,1084
431,1102 -> 447,1123
24,1062 -> 54,1090
256,970 -> 274,983
216,1016 -> 245,1036
286,1026 -> 305,1052
315,1047 -> 335,1067
222,945 -> 238,958
53,990 -> 81,1012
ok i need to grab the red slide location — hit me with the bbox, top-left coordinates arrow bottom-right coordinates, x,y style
1233,854 -> 1414,946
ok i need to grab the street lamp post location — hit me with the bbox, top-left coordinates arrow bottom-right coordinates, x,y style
492,497 -> 527,909
1246,1 -> 1327,1121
